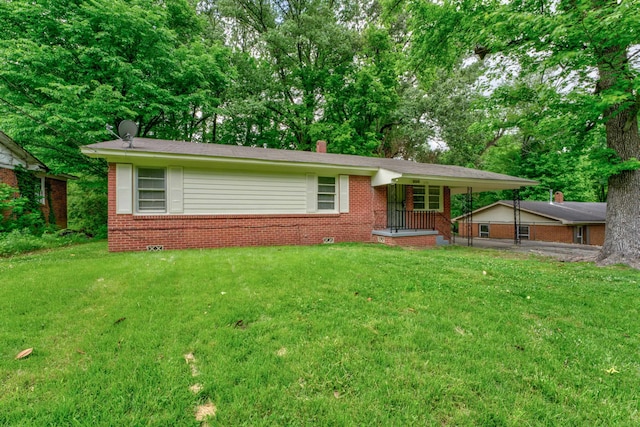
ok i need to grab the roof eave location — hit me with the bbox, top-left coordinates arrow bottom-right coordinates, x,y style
81,146 -> 379,175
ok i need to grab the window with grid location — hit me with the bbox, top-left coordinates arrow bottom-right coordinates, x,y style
413,185 -> 441,210
137,168 -> 166,212
428,186 -> 441,210
317,176 -> 336,210
413,186 -> 425,210
518,225 -> 530,240
479,224 -> 489,237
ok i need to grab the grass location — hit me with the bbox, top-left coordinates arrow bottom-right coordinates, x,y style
1,242 -> 639,426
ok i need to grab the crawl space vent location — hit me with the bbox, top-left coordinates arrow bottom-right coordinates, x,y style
147,245 -> 164,251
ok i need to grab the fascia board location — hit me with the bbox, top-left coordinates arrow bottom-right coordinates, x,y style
80,148 -> 378,175
372,168 -> 403,186
406,175 -> 538,191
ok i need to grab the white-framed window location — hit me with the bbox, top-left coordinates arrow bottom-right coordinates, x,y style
518,225 -> 530,240
413,185 -> 442,211
428,186 -> 441,210
137,167 -> 166,212
317,176 -> 336,210
479,223 -> 489,238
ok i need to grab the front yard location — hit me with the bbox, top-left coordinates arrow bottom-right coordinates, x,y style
1,242 -> 639,425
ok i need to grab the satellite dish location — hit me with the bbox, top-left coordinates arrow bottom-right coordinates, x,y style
118,120 -> 138,146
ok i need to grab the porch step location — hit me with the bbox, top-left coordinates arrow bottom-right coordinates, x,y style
436,235 -> 449,246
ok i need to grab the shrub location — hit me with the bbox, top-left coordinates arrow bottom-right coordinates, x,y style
67,176 -> 108,238
0,183 -> 45,234
0,229 -> 89,257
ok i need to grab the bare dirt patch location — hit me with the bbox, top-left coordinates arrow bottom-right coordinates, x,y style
195,400 -> 217,422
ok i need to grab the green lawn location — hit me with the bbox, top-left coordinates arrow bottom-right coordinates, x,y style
1,242 -> 639,426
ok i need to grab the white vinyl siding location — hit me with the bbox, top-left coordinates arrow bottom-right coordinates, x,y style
471,205 -> 559,224
183,168 -> 308,214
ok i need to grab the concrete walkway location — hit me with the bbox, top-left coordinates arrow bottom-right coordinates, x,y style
452,237 -> 600,262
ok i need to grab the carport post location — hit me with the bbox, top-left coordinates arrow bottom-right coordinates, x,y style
466,187 -> 473,247
513,189 -> 521,245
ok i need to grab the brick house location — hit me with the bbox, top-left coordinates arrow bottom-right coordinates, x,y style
0,131 -> 72,229
81,138 -> 536,252
453,192 -> 606,245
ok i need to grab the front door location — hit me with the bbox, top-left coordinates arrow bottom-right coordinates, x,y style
387,184 -> 406,230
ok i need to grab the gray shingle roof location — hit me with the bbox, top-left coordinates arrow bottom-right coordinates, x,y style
452,200 -> 606,224
83,138 -> 538,188
511,200 -> 607,223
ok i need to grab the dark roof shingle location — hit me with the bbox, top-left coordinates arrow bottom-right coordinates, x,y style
83,138 -> 538,186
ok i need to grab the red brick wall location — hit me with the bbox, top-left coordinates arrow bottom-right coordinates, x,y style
372,185 -> 387,229
42,178 -> 68,229
436,187 -> 452,240
107,164 -> 455,252
0,167 -> 19,188
588,225 -> 605,246
458,222 -> 604,246
1,168 -> 68,229
108,164 -> 378,251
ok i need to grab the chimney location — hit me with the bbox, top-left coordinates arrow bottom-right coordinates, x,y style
554,191 -> 564,204
316,140 -> 327,153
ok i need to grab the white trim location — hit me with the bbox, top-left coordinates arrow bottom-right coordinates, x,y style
339,175 -> 349,213
136,167 -> 167,213
116,164 -> 133,214
306,174 -> 317,213
317,175 -> 337,212
167,167 -> 183,213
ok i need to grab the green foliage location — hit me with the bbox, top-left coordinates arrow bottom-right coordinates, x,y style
203,0 -> 408,156
0,183 -> 45,234
67,177 -> 108,238
0,0 -> 230,175
0,229 -> 46,256
0,229 -> 89,257
1,243 -> 640,424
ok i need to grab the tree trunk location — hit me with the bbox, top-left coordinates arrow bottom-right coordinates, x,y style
595,47 -> 640,269
597,108 -> 640,268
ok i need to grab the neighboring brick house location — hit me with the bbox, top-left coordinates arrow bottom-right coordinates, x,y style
0,131 -> 72,229
453,192 -> 606,245
81,138 -> 536,252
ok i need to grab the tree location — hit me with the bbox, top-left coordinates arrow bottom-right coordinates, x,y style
0,0 -> 229,175
407,0 -> 640,268
201,0 -> 409,156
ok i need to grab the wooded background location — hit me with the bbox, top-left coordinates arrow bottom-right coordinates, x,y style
1,0 -> 638,265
